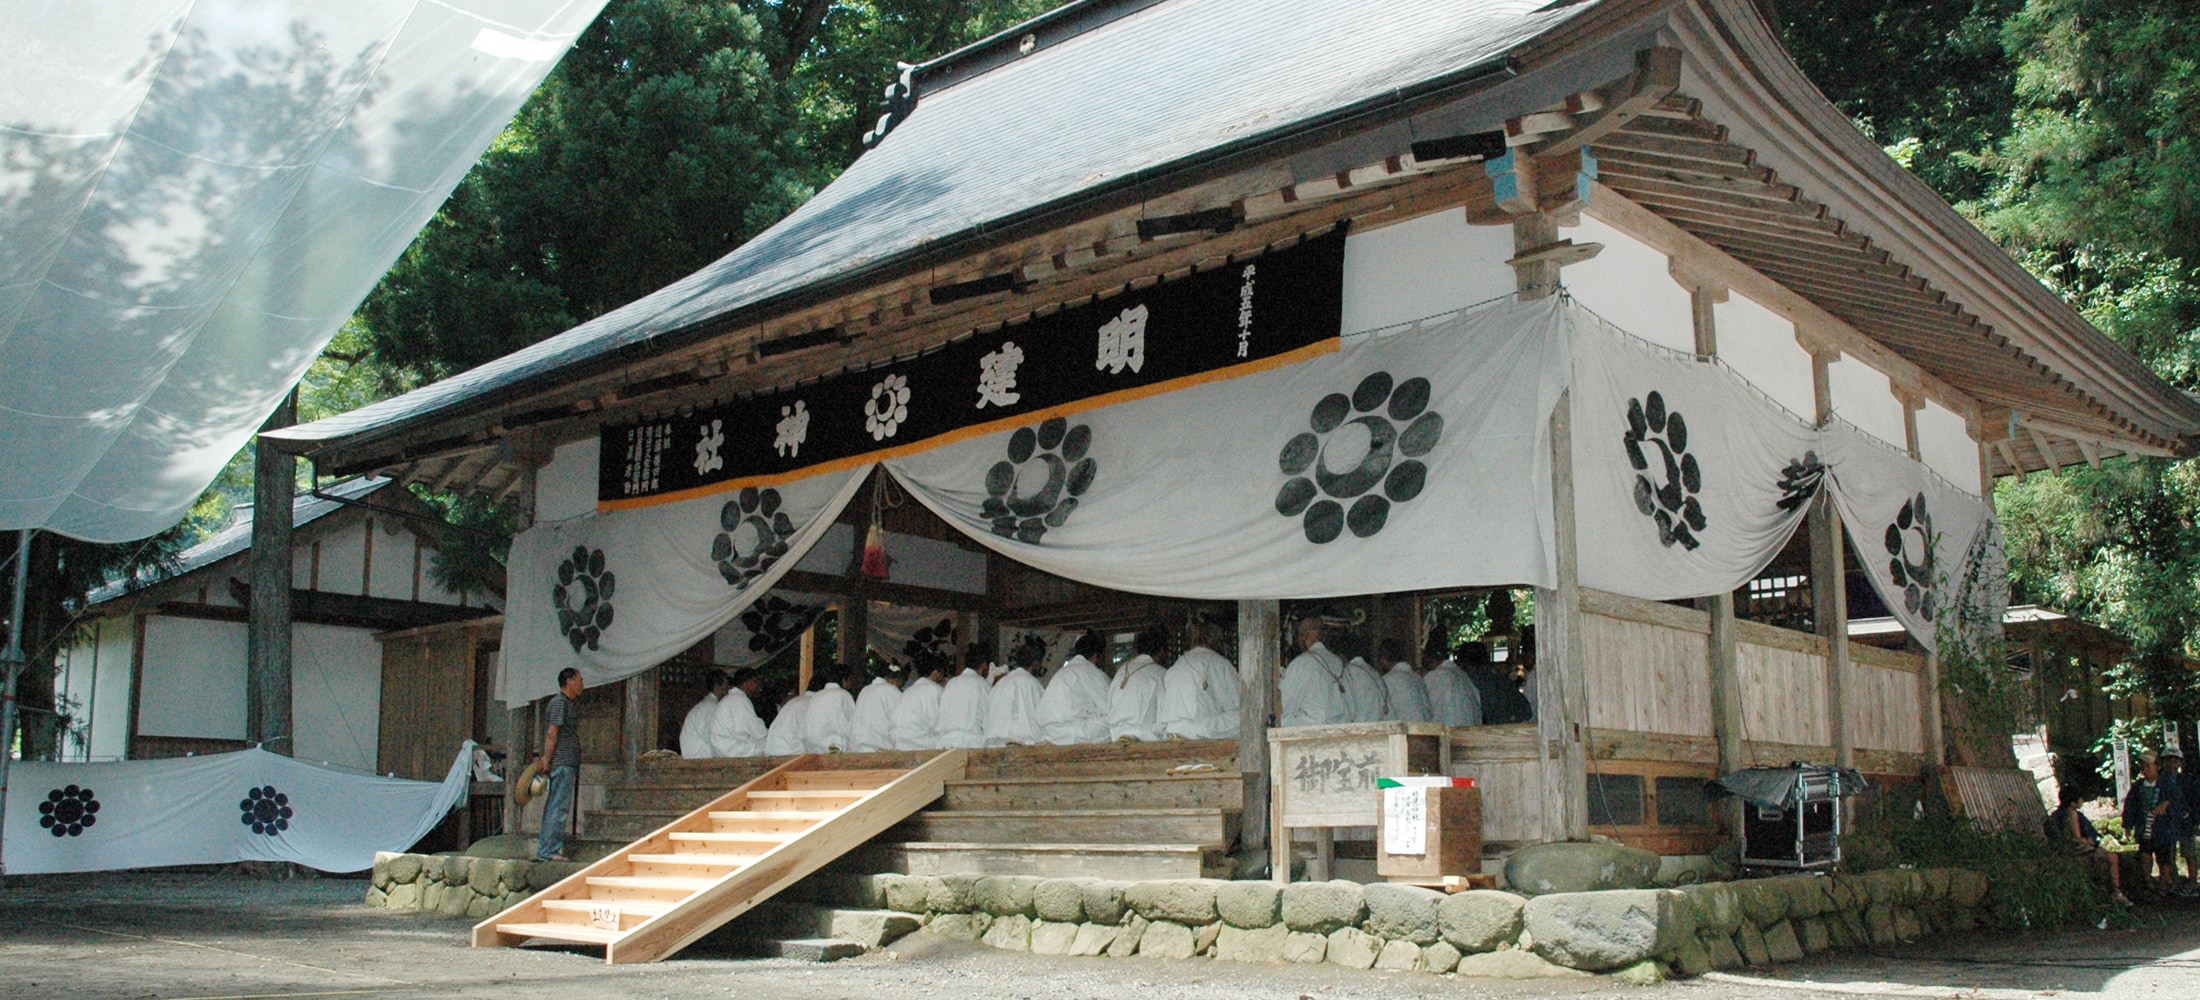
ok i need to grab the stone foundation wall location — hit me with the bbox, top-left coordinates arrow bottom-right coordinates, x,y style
368,857 -> 1991,979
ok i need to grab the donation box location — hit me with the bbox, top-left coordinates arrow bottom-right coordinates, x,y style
1374,777 -> 1483,883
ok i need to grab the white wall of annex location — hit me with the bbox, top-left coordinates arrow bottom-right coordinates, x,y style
1713,292 -> 1817,421
1828,357 -> 1910,452
1918,400 -> 1983,495
1558,215 -> 1696,353
366,521 -> 417,602
292,623 -> 383,772
138,615 -> 247,740
315,521 -> 366,596
90,617 -> 134,760
1338,208 -> 1516,336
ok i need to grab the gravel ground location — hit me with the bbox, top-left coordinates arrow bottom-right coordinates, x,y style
4,871 -> 2199,1000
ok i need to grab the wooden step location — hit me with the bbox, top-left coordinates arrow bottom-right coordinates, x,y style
896,807 -> 1237,846
628,853 -> 750,878
673,830 -> 788,848
542,898 -> 670,931
706,810 -> 827,834
745,789 -> 870,810
940,772 -> 1243,811
583,874 -> 719,898
494,921 -> 622,945
863,841 -> 1226,880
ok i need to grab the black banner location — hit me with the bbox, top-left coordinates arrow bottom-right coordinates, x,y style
600,226 -> 1348,504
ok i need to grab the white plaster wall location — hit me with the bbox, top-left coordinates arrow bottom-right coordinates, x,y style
885,532 -> 988,594
138,615 -> 247,739
91,617 -> 134,760
1713,292 -> 1817,421
1338,208 -> 1516,335
1918,401 -> 1983,495
292,623 -> 383,772
57,636 -> 93,761
366,521 -> 417,601
1827,357 -> 1909,452
315,522 -> 366,596
794,521 -> 855,574
1558,215 -> 1697,353
536,436 -> 601,523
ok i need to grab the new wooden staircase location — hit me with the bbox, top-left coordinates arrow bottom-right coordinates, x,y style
472,750 -> 967,964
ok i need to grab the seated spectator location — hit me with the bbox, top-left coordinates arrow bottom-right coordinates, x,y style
2046,785 -> 2126,905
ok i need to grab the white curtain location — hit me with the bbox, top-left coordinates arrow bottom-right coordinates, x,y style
499,465 -> 869,705
882,295 -> 1569,598
1823,420 -> 2005,654
1571,307 -> 1821,599
0,0 -> 608,541
710,591 -> 832,669
2,743 -> 472,875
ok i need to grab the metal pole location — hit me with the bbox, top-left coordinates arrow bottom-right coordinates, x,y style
2,528 -> 35,871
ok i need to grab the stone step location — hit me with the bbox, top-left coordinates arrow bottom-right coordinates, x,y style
714,903 -> 923,951
853,841 -> 1226,880
939,772 -> 1243,811
892,807 -> 1238,846
586,808 -> 686,842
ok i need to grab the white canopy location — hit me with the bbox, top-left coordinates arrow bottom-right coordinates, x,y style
0,0 -> 606,542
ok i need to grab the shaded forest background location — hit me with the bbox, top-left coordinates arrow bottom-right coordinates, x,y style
15,0 -> 2200,757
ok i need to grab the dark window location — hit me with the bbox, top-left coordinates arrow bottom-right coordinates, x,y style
1587,773 -> 1644,826
1656,776 -> 1714,827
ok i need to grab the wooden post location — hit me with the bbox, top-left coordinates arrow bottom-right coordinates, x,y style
799,624 -> 818,694
506,461 -> 538,834
1534,391 -> 1588,842
247,389 -> 297,754
1237,599 -> 1279,865
1511,212 -> 1563,301
1899,393 -> 1947,769
1679,269 -> 1747,807
1808,349 -> 1853,772
837,600 -> 866,682
623,668 -> 657,778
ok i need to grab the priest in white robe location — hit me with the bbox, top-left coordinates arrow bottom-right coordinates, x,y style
1424,644 -> 1483,728
803,669 -> 858,753
1159,624 -> 1240,740
764,686 -> 812,756
1038,632 -> 1113,744
1279,617 -> 1350,728
679,669 -> 731,758
890,660 -> 949,750
1380,639 -> 1434,724
936,659 -> 992,749
848,665 -> 906,752
985,641 -> 1045,746
1106,629 -> 1169,742
708,669 -> 768,757
1340,639 -> 1393,723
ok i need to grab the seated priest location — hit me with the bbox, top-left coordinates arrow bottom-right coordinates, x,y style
708,668 -> 768,758
1106,627 -> 1169,742
764,684 -> 812,756
1338,634 -> 1393,723
985,640 -> 1045,746
803,666 -> 858,753
1279,616 -> 1350,728
937,654 -> 992,749
891,655 -> 950,750
1159,621 -> 1240,740
1424,641 -> 1482,728
679,669 -> 731,758
1382,638 -> 1434,724
1038,631 -> 1113,744
848,661 -> 906,752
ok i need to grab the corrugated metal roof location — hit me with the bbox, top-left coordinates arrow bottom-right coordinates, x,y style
264,0 -> 1589,451
86,476 -> 391,606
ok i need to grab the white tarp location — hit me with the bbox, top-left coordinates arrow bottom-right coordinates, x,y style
1572,308 -> 1822,599
2,743 -> 471,875
1822,420 -> 2006,654
710,591 -> 831,669
0,0 -> 608,542
499,466 -> 869,705
882,296 -> 1568,598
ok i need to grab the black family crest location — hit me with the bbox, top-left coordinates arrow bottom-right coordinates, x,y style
239,785 -> 293,835
1775,452 -> 1826,513
738,595 -> 824,654
1275,372 -> 1442,543
983,416 -> 1096,543
1623,390 -> 1706,549
1885,491 -> 1936,617
713,487 -> 795,587
553,546 -> 616,651
39,784 -> 98,837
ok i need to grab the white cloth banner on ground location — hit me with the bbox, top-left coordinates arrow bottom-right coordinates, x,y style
883,295 -> 1568,598
3,743 -> 472,875
711,591 -> 832,669
499,465 -> 870,705
1570,305 -> 1822,599
1822,420 -> 2005,654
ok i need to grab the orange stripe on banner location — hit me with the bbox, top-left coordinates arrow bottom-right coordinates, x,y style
596,337 -> 1342,513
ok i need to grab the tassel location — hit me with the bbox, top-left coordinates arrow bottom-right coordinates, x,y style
860,519 -> 889,578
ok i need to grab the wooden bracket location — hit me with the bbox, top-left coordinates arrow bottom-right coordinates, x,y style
1532,47 -> 1683,157
1507,239 -> 1604,269
1666,256 -> 1729,301
2026,425 -> 2065,476
1485,148 -> 1540,215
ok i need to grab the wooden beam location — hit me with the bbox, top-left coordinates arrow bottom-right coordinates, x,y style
778,568 -> 989,613
2026,426 -> 2065,476
1239,599 -> 1279,864
2077,438 -> 2103,470
1535,47 -> 1683,157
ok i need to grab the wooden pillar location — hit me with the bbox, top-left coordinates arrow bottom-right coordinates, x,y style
623,668 -> 657,778
838,600 -> 867,681
247,390 -> 297,754
1678,267 -> 1747,793
1237,599 -> 1279,867
1534,391 -> 1589,842
1899,392 -> 1947,769
1808,348 -> 1853,772
799,624 -> 817,694
1511,212 -> 1563,301
506,460 -> 538,834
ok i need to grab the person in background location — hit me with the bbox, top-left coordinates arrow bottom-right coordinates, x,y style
936,651 -> 992,749
1381,638 -> 1433,724
2046,784 -> 2127,905
890,656 -> 949,750
986,638 -> 1046,746
1159,621 -> 1240,740
802,665 -> 857,753
763,683 -> 811,756
679,669 -> 730,758
2122,750 -> 2188,897
848,662 -> 906,752
533,667 -> 584,862
1106,628 -> 1169,741
1279,617 -> 1349,727
1423,640 -> 1481,728
707,668 -> 767,757
1337,633 -> 1392,723
2163,752 -> 2200,896
1039,632 -> 1113,744
1462,641 -> 1527,725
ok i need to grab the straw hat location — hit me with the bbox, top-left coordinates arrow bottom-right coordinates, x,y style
513,759 -> 548,806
